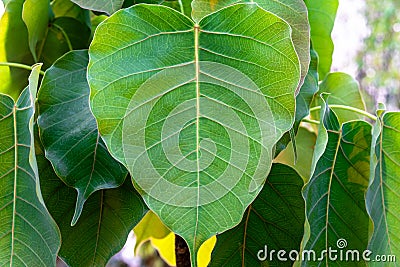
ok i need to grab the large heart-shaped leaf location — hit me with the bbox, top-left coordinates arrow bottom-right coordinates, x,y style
366,111 -> 400,263
0,0 -> 34,100
0,64 -> 61,266
210,163 -> 305,266
302,98 -> 371,266
88,4 -> 300,264
192,0 -> 310,91
304,0 -> 338,79
37,50 -> 127,225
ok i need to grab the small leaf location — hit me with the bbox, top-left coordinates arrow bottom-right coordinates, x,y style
22,0 -> 50,61
0,0 -> 34,100
312,72 -> 366,124
304,0 -> 338,79
71,0 -> 123,14
88,4 -> 300,264
302,98 -> 371,266
37,50 -> 127,225
366,111 -> 400,263
0,64 -> 61,266
210,163 -> 305,266
192,0 -> 310,90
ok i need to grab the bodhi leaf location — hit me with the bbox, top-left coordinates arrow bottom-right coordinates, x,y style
192,0 -> 310,91
304,0 -> 338,79
0,0 -> 34,100
0,64 -> 61,266
88,4 -> 300,265
366,111 -> 400,262
311,72 -> 366,124
70,0 -> 123,14
38,155 -> 148,267
37,50 -> 127,225
22,0 -> 50,62
302,97 -> 371,266
210,163 -> 305,266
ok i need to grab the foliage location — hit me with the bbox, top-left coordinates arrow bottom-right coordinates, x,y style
0,0 -> 399,266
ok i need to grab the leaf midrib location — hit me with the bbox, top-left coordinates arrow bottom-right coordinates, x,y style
10,105 -> 17,266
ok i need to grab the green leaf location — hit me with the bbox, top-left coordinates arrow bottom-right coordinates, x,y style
22,0 -> 50,62
71,0 -> 123,14
275,49 -> 318,155
304,0 -> 338,79
51,0 -> 91,28
210,163 -> 305,266
39,17 -> 91,69
191,0 -> 310,90
312,72 -> 366,124
302,98 -> 371,266
88,4 -> 300,264
366,111 -> 400,263
37,50 -> 127,225
275,127 -> 317,181
0,0 -> 34,100
0,64 -> 61,266
38,155 -> 148,267
123,0 -> 192,16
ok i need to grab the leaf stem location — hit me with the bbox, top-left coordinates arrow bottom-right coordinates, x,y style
301,118 -> 320,125
52,23 -> 73,51
309,104 -> 377,121
0,62 -> 45,75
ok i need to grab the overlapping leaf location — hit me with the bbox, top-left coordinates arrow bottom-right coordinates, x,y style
37,50 -> 127,225
210,163 -> 305,266
192,0 -> 310,90
0,65 -> 61,266
0,0 -> 34,100
304,0 -> 338,79
366,111 -> 400,263
38,153 -> 148,267
88,4 -> 300,264
71,0 -> 123,14
311,72 -> 366,124
302,98 -> 371,266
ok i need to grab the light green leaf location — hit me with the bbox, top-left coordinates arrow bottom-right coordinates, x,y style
302,98 -> 371,266
37,50 -> 127,225
71,0 -> 123,14
39,17 -> 91,69
88,4 -> 300,264
192,0 -> 310,90
210,163 -> 305,266
38,154 -> 148,267
0,64 -> 61,266
22,0 -> 50,62
312,72 -> 366,124
275,127 -> 317,181
304,0 -> 338,79
366,111 -> 400,264
0,0 -> 34,100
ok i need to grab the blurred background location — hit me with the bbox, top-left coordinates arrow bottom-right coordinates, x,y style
0,0 -> 399,266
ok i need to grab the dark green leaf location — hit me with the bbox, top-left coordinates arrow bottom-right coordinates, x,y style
304,0 -> 338,79
0,64 -> 61,266
210,163 -> 305,266
37,50 -> 127,225
302,98 -> 371,266
71,0 -> 123,14
88,4 -> 300,264
366,111 -> 400,263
